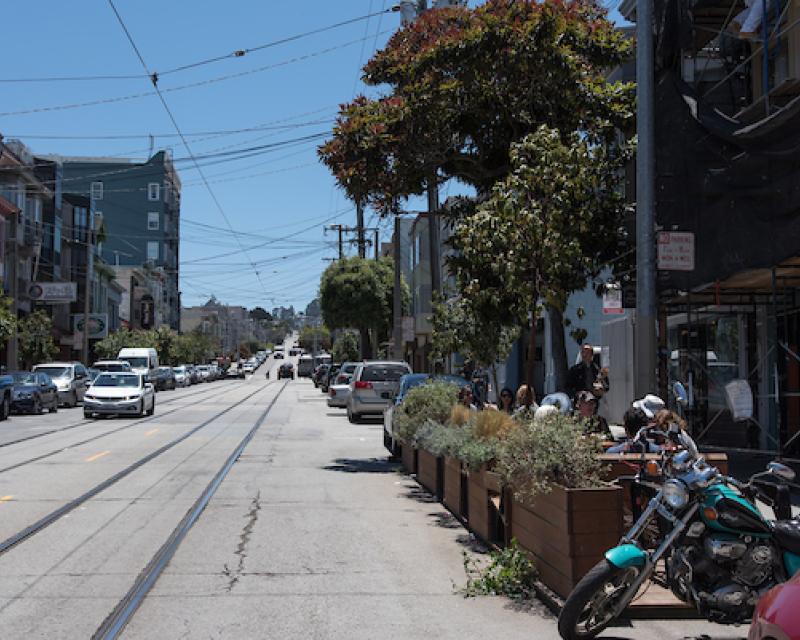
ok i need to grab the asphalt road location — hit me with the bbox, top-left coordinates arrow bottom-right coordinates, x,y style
0,348 -> 747,639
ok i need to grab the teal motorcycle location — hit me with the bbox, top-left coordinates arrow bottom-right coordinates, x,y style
558,385 -> 799,639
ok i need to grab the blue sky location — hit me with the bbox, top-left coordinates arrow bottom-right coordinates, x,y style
1,1 -> 623,313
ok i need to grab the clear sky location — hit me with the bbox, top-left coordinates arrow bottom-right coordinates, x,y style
1,1 -> 623,313
0,1 -> 410,312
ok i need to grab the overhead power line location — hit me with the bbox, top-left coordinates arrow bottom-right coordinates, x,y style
0,7 -> 394,84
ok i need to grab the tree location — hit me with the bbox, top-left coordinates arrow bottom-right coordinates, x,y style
332,331 -> 360,362
319,1 -> 634,211
249,307 -> 272,322
319,257 -> 406,358
0,291 -> 16,347
18,310 -> 57,368
448,126 -> 632,388
298,325 -> 331,352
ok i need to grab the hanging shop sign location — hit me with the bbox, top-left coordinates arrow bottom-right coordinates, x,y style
28,282 -> 77,303
72,313 -> 109,339
602,284 -> 624,315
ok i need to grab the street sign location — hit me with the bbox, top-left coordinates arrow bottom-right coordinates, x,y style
72,313 -> 109,339
657,231 -> 695,271
28,282 -> 77,303
602,285 -> 624,315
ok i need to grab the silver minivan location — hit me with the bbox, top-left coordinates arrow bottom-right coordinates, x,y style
347,361 -> 412,423
32,362 -> 91,407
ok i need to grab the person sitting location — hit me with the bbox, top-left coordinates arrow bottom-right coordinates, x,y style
575,390 -> 610,436
498,387 -> 515,414
458,384 -> 477,410
513,384 -> 538,418
607,407 -> 661,453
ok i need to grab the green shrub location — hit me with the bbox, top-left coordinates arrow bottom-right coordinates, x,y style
496,412 -> 605,501
461,539 -> 538,599
417,421 -> 471,457
394,380 -> 460,444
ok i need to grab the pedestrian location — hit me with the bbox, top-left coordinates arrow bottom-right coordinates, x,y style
513,384 -> 538,418
607,407 -> 660,453
458,384 -> 477,410
265,367 -> 270,380
566,344 -> 609,405
575,390 -> 609,436
631,394 -> 665,423
498,387 -> 515,414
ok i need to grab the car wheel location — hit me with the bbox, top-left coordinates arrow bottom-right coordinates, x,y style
347,408 -> 360,424
34,398 -> 44,415
146,398 -> 155,416
49,402 -> 58,414
84,410 -> 93,419
0,396 -> 9,421
138,400 -> 145,417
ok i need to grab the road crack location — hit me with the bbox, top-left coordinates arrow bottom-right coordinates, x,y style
223,491 -> 261,592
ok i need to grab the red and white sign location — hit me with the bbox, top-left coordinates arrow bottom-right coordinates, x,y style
602,286 -> 624,315
657,231 -> 695,271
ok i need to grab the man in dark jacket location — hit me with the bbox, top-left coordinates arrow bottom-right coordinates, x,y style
566,344 -> 608,402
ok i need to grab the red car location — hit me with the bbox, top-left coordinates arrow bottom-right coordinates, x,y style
749,572 -> 800,640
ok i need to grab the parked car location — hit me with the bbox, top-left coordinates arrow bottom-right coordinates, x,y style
321,364 -> 340,393
278,362 -> 295,380
347,361 -> 412,423
84,372 -> 155,418
274,352 -> 284,360
0,375 -> 13,420
186,365 -> 199,385
327,382 -> 351,408
93,360 -> 132,373
195,365 -> 211,382
155,366 -> 177,391
32,362 -> 91,407
334,362 -> 360,386
9,371 -> 59,414
242,361 -> 255,374
313,364 -> 330,388
227,363 -> 246,379
383,373 -> 468,454
172,366 -> 190,387
749,570 -> 800,640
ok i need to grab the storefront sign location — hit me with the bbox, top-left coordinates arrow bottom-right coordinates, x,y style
28,282 -> 77,303
657,231 -> 695,271
72,313 -> 109,339
602,285 -> 624,315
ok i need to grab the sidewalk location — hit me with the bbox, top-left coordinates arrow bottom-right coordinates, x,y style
123,382 -> 733,639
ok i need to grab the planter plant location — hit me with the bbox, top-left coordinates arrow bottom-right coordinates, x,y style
496,413 -> 622,598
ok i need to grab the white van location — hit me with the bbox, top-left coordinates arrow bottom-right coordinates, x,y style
117,347 -> 159,383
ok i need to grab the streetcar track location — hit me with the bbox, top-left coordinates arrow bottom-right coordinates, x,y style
0,383 -> 266,476
0,381 -> 240,450
93,380 -> 288,639
0,381 -> 279,557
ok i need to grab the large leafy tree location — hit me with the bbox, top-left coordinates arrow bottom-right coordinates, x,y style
0,291 -> 16,347
332,331 -> 360,362
319,0 -> 634,211
448,126 -> 632,387
18,310 -> 57,368
319,257 -> 406,358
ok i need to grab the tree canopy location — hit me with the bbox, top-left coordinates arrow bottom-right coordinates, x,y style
332,331 -> 360,363
18,310 -> 57,368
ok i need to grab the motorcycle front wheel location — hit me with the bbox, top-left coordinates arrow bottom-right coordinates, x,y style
558,560 -> 640,640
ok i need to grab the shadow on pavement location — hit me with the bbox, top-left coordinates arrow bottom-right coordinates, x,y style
323,457 -> 400,474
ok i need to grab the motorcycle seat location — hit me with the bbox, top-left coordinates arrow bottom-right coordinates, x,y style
773,518 -> 800,554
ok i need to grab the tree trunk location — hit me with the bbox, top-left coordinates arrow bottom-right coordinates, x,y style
548,305 -> 569,392
359,327 -> 373,359
526,310 -> 537,394
490,362 -> 500,405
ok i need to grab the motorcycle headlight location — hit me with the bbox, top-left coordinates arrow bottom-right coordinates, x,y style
663,479 -> 690,509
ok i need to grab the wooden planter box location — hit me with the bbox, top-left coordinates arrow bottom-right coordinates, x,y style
417,448 -> 443,498
511,484 -> 623,598
401,443 -> 417,475
443,457 -> 465,518
467,466 -> 504,545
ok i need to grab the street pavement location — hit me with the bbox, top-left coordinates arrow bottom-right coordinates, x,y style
0,348 -> 747,639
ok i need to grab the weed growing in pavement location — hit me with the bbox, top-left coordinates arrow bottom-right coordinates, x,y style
460,539 -> 538,600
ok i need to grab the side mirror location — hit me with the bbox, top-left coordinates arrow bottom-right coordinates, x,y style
678,431 -> 700,460
768,462 -> 796,482
673,382 -> 689,406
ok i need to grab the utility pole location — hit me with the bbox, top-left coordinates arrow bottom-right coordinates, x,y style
82,224 -> 93,365
393,216 -> 404,360
373,228 -> 379,261
6,212 -> 19,371
427,173 -> 442,295
356,200 -> 366,259
634,0 -> 658,396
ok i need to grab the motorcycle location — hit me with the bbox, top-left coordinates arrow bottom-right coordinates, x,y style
558,383 -> 800,640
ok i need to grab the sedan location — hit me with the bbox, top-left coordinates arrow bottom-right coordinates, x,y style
327,383 -> 351,408
278,363 -> 295,380
749,571 -> 800,640
84,373 -> 155,418
9,372 -> 59,414
155,367 -> 177,391
172,366 -> 190,387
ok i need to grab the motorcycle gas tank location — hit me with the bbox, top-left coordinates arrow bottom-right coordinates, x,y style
702,484 -> 770,536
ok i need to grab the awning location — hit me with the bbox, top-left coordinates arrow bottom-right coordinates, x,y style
0,196 -> 19,218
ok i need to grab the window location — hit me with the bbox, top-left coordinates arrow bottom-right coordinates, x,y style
90,182 -> 103,200
147,183 -> 160,201
147,212 -> 160,231
146,241 -> 159,261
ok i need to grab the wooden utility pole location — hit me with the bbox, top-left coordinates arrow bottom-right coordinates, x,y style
82,225 -> 93,365
356,201 -> 366,259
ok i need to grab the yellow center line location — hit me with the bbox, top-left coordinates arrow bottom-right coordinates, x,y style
85,450 -> 111,463
144,428 -> 159,437
0,495 -> 13,505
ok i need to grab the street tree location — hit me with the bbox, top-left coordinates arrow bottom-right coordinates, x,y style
298,325 -> 331,352
18,310 -> 57,368
319,257 -> 403,358
448,126 -> 632,388
0,292 -> 16,347
319,0 -> 634,211
332,331 -> 360,363
249,307 -> 272,322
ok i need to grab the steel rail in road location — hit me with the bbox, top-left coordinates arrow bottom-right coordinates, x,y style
0,380 -> 278,556
0,382 -> 255,476
92,380 -> 288,639
0,379 -> 241,450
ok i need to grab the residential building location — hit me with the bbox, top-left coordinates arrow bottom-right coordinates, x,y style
182,298 -> 256,355
49,150 -> 181,330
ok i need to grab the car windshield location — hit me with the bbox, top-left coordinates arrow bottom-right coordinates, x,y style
173,367 -> 185,373
158,368 -> 171,373
11,373 -> 37,384
362,365 -> 409,382
93,373 -> 140,388
341,364 -> 358,374
122,357 -> 149,368
35,366 -> 71,378
95,363 -> 129,372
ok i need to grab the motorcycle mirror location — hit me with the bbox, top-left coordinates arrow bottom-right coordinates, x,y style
768,462 -> 796,482
673,382 -> 689,406
678,431 -> 700,460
